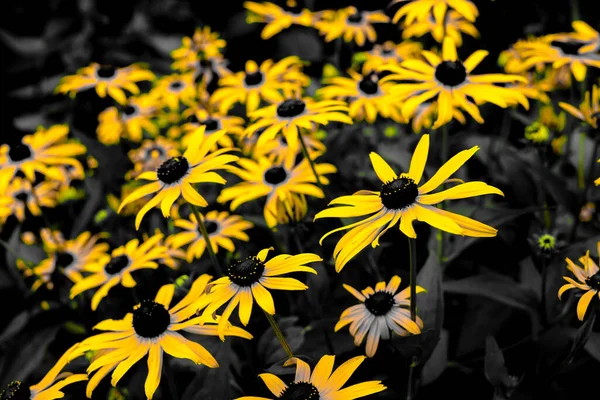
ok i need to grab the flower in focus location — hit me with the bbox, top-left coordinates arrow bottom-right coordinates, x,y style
558,244 -> 600,321
315,134 -> 503,272
69,233 -> 169,310
315,6 -> 389,47
198,247 -> 320,339
401,10 -> 479,46
68,278 -> 252,399
117,128 -> 238,229
381,37 -> 529,129
391,0 -> 479,25
55,63 -> 155,104
153,73 -> 197,111
244,1 -> 313,40
2,177 -> 59,222
169,210 -> 253,262
236,354 -> 386,400
559,84 -> 599,129
362,40 -> 423,72
181,108 -> 245,149
218,154 -> 335,228
336,276 -> 424,357
96,95 -> 158,145
126,137 -> 179,180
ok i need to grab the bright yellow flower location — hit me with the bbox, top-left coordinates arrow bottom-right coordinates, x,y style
97,94 -> 158,145
181,108 -> 245,149
252,130 -> 326,164
547,20 -> 600,55
171,26 -> 227,62
1,177 -> 59,222
362,40 -> 423,72
152,73 -> 197,111
244,1 -> 314,40
401,9 -> 479,45
391,0 -> 479,25
559,244 -> 600,321
315,6 -> 389,47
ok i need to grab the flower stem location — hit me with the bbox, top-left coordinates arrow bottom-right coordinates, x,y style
578,132 -> 586,189
188,203 -> 223,275
408,237 -> 417,322
298,130 -> 325,193
263,310 -> 294,359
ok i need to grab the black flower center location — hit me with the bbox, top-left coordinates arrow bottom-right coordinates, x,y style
132,300 -> 171,338
244,71 -> 264,87
380,177 -> 419,210
169,81 -> 184,91
550,40 -> 585,55
347,12 -> 363,24
435,61 -> 467,87
365,291 -> 395,316
104,254 -> 130,275
358,76 -> 379,95
122,105 -> 138,116
227,256 -> 265,286
586,272 -> 600,290
201,118 -> 220,132
14,191 -> 28,202
97,65 -> 117,79
204,220 -> 219,234
157,157 -> 189,184
277,99 -> 306,118
279,382 -> 320,400
264,167 -> 288,185
55,251 -> 75,268
0,381 -> 31,400
8,144 -> 32,162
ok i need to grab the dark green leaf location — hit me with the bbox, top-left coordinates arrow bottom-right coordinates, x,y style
484,336 -> 509,388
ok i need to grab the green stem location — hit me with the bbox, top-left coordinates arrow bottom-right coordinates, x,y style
406,357 -> 416,400
408,237 -> 417,321
188,203 -> 223,275
263,311 -> 294,359
298,130 -> 325,193
578,132 -> 586,189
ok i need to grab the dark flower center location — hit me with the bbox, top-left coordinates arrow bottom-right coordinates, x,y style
55,251 -> 75,268
365,291 -> 395,316
358,76 -> 379,95
201,118 -> 220,132
132,300 -> 171,338
279,381 -> 320,400
157,157 -> 189,184
264,167 -> 288,185
14,191 -> 28,202
169,81 -> 184,91
198,58 -> 212,68
347,12 -> 363,24
122,105 -> 138,116
244,71 -> 264,87
586,272 -> 600,290
8,144 -> 32,162
104,254 -> 130,275
435,61 -> 467,87
0,381 -> 31,400
550,40 -> 585,55
97,65 -> 117,79
204,220 -> 219,234
382,47 -> 394,55
380,177 -> 419,210
277,99 -> 306,118
227,256 -> 265,286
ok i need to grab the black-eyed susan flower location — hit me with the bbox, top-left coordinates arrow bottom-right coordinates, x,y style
558,244 -> 600,321
318,69 -> 403,123
362,41 -> 423,72
381,37 -> 529,129
169,210 -> 253,262
96,95 -> 158,145
391,0 -> 479,25
2,177 -> 59,222
196,247 -> 320,339
126,137 -> 180,180
171,26 -> 227,63
68,278 -> 252,399
315,6 -> 389,47
172,51 -> 232,84
0,125 -> 86,188
336,276 -> 425,357
559,84 -> 599,129
315,134 -> 503,272
117,128 -> 238,229
244,1 -> 314,40
181,108 -> 245,149
210,57 -> 308,115
252,130 -> 326,163
218,154 -> 335,228
152,73 -> 197,111
236,354 -> 386,400
55,63 -> 155,105
69,233 -> 169,310
401,9 -> 479,46
245,97 -> 352,151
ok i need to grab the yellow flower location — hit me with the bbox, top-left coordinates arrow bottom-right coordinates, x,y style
362,40 -> 423,72
524,121 -> 551,145
559,84 -> 599,129
391,0 -> 479,25
236,354 -> 386,400
559,244 -> 600,321
410,100 -> 467,133
217,154 -> 335,228
401,9 -> 479,46
97,94 -> 158,145
252,129 -> 326,164
381,37 -> 529,129
547,20 -> 600,55
336,276 -> 425,357
126,137 -> 180,180
117,127 -> 238,229
171,26 -> 227,62
152,73 -> 197,111
315,134 -> 503,272
181,108 -> 245,150
55,63 -> 155,104
315,6 -> 389,47
68,278 -> 252,399
273,192 -> 308,226
244,1 -> 314,39
2,177 -> 59,222
172,51 -> 232,84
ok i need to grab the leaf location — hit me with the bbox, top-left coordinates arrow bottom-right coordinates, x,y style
0,311 -> 31,344
565,310 -> 596,365
8,75 -> 63,98
484,336 -> 509,388
256,316 -> 305,366
275,29 -> 323,62
421,329 -> 448,386
584,332 -> 600,362
0,29 -> 47,55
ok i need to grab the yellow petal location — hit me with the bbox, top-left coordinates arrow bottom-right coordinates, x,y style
369,152 -> 397,183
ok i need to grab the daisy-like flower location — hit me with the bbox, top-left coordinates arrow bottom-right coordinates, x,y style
245,97 -> 352,151
218,154 -> 335,228
196,247 -> 321,339
315,134 -> 503,272
362,40 -> 423,72
210,57 -> 309,115
152,73 -> 197,111
181,108 -> 245,149
528,231 -> 565,258
315,6 -> 389,47
558,244 -> 600,321
236,354 -> 386,400
244,1 -> 314,40
69,233 -> 169,310
381,37 -> 529,129
318,69 -> 403,123
252,130 -> 326,163
391,0 -> 479,25
96,94 -> 158,145
559,84 -> 599,129
401,9 -> 479,46
169,210 -> 253,262
22,229 -> 109,291
0,124 -> 86,188
126,137 -> 179,180
2,177 -> 59,222
117,127 -> 239,229
172,51 -> 232,84
273,192 -> 308,226
68,278 -> 252,399
55,63 -> 155,105
336,276 -> 424,357
171,26 -> 227,63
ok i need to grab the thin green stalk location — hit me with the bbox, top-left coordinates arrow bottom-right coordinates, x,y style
298,130 -> 325,193
406,357 -> 416,400
408,237 -> 417,321
188,203 -> 223,275
264,310 -> 294,359
577,132 -> 586,189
